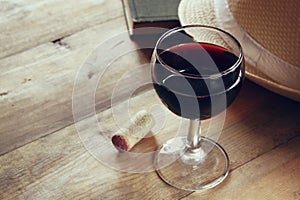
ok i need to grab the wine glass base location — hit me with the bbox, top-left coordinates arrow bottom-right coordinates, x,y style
155,136 -> 229,191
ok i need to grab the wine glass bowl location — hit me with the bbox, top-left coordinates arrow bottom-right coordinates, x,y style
151,25 -> 245,191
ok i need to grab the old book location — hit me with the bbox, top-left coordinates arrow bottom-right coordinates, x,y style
122,0 -> 181,36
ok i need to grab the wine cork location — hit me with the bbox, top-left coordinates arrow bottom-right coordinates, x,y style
111,110 -> 155,152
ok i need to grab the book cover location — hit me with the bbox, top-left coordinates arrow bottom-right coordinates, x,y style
122,0 -> 181,35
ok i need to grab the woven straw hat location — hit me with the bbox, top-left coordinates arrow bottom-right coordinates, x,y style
178,0 -> 300,102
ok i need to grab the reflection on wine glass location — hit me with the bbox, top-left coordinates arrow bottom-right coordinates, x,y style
151,25 -> 245,191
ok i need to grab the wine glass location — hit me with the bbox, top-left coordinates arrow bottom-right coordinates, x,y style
151,25 -> 245,191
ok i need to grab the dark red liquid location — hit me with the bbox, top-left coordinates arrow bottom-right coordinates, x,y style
152,43 -> 244,119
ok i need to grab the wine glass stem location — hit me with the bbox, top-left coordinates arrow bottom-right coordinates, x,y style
187,119 -> 201,149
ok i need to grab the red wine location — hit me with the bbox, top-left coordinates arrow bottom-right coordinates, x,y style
152,43 -> 244,119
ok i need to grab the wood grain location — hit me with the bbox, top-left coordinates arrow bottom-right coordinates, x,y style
183,136 -> 300,200
0,93 -> 191,200
1,83 -> 300,199
0,16 -> 152,155
1,0 -> 300,199
0,0 -> 123,59
0,0 -> 127,155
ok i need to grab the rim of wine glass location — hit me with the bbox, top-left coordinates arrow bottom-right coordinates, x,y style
154,24 -> 244,80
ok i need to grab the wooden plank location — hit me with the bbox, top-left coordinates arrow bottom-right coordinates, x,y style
0,92 -> 191,199
0,15 -> 152,155
1,25 -> 300,158
0,0 -> 124,59
1,1 -> 299,199
1,86 -> 300,199
183,136 -> 300,200
1,0 -> 297,162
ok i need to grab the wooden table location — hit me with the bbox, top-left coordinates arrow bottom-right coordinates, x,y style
1,1 -> 300,199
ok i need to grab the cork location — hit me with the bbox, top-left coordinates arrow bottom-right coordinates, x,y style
111,110 -> 154,152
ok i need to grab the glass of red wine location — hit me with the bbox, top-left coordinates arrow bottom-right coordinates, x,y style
151,25 -> 245,190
